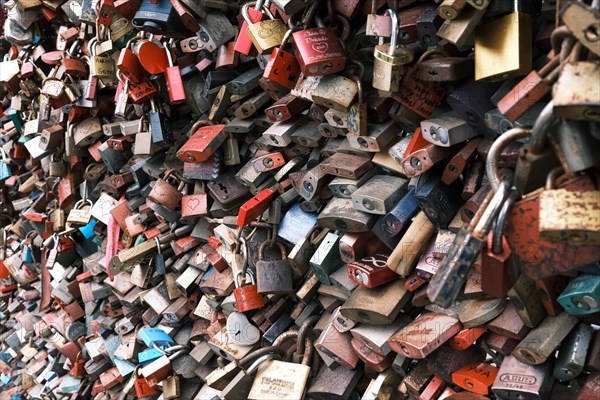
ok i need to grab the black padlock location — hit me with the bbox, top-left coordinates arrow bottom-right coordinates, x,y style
414,166 -> 463,229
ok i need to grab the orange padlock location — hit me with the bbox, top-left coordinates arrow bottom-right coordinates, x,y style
451,362 -> 499,395
70,352 -> 86,377
448,327 -> 486,350
233,270 -> 265,312
134,366 -> 160,398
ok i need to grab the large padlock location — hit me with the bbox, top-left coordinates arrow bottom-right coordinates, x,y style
233,270 -> 265,312
256,241 -> 294,294
248,339 -> 312,399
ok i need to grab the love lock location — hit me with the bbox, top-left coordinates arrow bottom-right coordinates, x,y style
226,311 -> 261,346
256,240 -> 294,294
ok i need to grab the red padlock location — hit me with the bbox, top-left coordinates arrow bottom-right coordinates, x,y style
176,124 -> 227,163
291,16 -> 347,77
262,28 -> 301,90
236,187 -> 277,227
135,37 -> 169,75
347,252 -> 399,288
117,45 -> 144,84
126,77 -> 158,104
134,366 -> 160,398
164,44 -> 186,105
97,0 -> 115,25
233,270 -> 265,312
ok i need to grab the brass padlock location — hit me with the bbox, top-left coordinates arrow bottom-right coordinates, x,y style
474,1 -> 532,81
242,2 -> 286,54
372,9 -> 413,92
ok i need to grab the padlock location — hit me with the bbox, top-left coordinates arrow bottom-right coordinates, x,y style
366,0 -> 390,37
557,274 -> 600,315
233,270 -> 265,313
70,352 -> 86,377
235,1 -> 266,56
452,362 -> 498,395
291,12 -> 347,76
481,192 -> 518,299
0,148 -> 13,181
475,0 -> 532,81
147,171 -> 184,211
312,74 -> 358,112
89,38 -> 116,80
309,231 -> 343,285
491,355 -> 553,400
132,0 -> 186,35
538,167 -> 600,246
427,181 -> 510,307
265,94 -> 311,123
415,166 -> 463,229
347,252 -> 398,289
262,27 -> 301,90
256,241 -> 294,294
550,119 -> 600,174
500,137 -> 600,279
340,280 -> 410,325
347,75 -> 367,137
97,0 -> 114,25
242,2 -> 286,54
351,175 -> 407,215
177,124 -> 227,163
67,199 -> 93,226
347,120 -> 398,153
315,315 -> 359,369
221,352 -> 280,399
248,342 -> 312,399
388,313 -> 462,359
553,322 -> 593,381
553,61 -> 600,121
163,41 -> 185,105
497,55 -> 560,122
372,9 -> 413,92
513,312 -> 578,365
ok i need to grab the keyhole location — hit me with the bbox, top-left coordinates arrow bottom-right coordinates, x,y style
585,23 -> 600,42
217,183 -> 228,194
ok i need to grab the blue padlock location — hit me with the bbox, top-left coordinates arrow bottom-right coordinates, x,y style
139,327 -> 174,349
137,348 -> 164,364
557,274 -> 600,315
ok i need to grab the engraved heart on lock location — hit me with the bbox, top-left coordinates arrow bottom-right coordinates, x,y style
312,42 -> 328,53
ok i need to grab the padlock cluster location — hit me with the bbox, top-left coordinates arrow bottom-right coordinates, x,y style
0,0 -> 599,399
